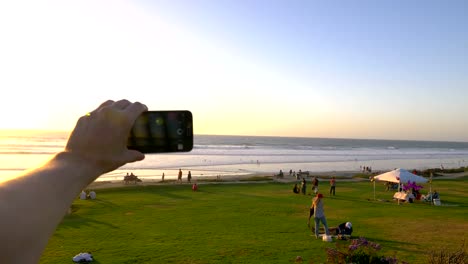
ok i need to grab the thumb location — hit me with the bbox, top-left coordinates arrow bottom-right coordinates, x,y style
123,150 -> 146,163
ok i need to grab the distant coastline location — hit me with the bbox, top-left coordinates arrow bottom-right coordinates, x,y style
2,129 -> 468,144
2,131 -> 468,184
195,133 -> 468,144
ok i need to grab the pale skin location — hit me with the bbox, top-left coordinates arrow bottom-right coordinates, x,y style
0,99 -> 147,264
307,196 -> 320,227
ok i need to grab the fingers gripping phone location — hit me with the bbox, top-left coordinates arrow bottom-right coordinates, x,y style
127,111 -> 193,153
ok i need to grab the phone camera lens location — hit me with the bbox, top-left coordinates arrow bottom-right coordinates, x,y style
177,128 -> 184,136
155,117 -> 164,126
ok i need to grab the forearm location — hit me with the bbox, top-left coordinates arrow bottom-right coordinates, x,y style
0,152 -> 103,263
0,99 -> 146,263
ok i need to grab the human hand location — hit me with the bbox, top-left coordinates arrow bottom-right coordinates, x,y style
65,99 -> 148,175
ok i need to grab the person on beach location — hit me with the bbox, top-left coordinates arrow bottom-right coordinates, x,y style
178,169 -> 182,183
0,99 -> 147,263
329,177 -> 336,196
277,169 -> 284,178
187,171 -> 192,182
307,193 -> 330,239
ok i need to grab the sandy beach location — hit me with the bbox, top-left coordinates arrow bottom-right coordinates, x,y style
88,171 -> 341,189
86,169 -> 468,191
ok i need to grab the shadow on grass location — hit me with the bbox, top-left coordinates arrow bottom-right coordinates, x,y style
119,185 -> 193,200
92,198 -> 119,208
362,236 -> 419,251
153,188 -> 193,200
326,195 -> 389,206
191,188 -> 217,194
62,214 -> 119,230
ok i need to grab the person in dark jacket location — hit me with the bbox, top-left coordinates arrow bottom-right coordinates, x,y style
334,222 -> 353,235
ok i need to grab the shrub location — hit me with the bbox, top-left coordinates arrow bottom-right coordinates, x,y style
423,167 -> 467,175
427,240 -> 467,264
326,237 -> 406,264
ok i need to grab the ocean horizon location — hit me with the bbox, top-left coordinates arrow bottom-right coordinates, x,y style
1,130 -> 468,182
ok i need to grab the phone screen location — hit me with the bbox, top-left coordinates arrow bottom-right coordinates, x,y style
127,111 -> 193,153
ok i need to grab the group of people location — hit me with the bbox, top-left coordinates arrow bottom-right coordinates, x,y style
276,169 -> 311,180
161,169 -> 193,183
178,169 -> 198,191
292,176 -> 336,196
307,193 -> 353,239
421,190 -> 439,202
79,190 -> 96,200
161,169 -> 197,191
123,172 -> 141,184
385,181 -> 399,191
361,166 -> 373,173
177,169 -> 192,183
292,176 -> 349,240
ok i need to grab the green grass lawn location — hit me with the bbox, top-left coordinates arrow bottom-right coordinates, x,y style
40,177 -> 468,263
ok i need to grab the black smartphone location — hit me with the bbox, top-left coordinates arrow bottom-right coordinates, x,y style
127,110 -> 193,153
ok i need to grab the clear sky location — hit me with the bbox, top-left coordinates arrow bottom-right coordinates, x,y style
1,0 -> 467,141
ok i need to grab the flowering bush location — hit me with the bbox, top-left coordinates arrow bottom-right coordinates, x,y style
326,237 -> 407,264
402,181 -> 423,192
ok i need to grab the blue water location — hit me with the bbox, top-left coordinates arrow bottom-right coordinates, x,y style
1,131 -> 468,182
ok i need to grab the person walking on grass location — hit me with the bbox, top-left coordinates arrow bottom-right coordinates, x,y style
329,176 -> 336,196
312,176 -> 319,194
187,171 -> 192,182
307,193 -> 330,239
301,178 -> 307,195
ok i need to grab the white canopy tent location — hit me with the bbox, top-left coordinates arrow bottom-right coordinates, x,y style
372,168 -> 428,200
374,168 -> 429,183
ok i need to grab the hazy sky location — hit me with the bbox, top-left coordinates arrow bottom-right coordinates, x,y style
1,0 -> 467,141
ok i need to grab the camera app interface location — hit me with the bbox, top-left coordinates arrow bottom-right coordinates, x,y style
128,111 -> 193,153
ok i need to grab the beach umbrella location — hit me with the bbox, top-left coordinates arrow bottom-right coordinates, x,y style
372,168 -> 428,200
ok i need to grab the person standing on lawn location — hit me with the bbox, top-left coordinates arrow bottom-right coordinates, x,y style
312,176 -> 319,194
329,176 -> 336,196
308,193 -> 330,238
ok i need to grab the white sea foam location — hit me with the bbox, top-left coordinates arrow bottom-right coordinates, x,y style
2,132 -> 468,181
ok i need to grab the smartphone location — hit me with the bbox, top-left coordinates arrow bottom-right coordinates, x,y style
127,110 -> 193,153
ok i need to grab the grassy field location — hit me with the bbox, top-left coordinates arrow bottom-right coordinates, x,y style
40,176 -> 468,263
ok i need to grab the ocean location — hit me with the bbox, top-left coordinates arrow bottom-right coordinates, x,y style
1,131 -> 468,182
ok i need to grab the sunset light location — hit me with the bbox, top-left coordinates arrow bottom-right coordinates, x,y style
0,0 -> 467,141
